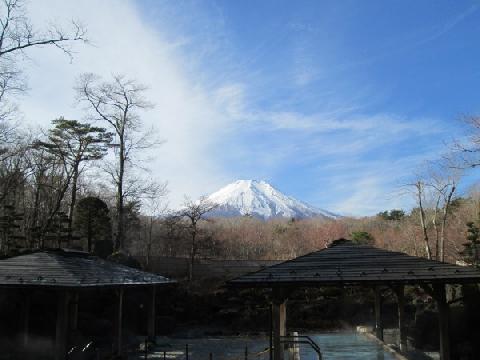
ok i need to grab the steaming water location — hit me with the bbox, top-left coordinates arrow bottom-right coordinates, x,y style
134,332 -> 396,360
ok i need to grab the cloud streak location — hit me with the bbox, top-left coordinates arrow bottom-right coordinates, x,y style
15,0 -> 471,216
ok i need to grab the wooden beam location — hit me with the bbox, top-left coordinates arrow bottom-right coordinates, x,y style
393,285 -> 407,352
147,286 -> 156,340
55,290 -> 70,360
114,288 -> 124,355
433,284 -> 450,360
272,289 -> 287,360
374,286 -> 383,341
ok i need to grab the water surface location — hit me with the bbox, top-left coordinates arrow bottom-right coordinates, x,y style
139,332 -> 396,360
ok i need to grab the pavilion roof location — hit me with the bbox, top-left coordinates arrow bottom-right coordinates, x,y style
0,249 -> 175,288
228,239 -> 480,287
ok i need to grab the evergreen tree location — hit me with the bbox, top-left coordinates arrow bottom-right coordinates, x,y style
351,231 -> 375,245
35,118 -> 112,241
461,221 -> 480,266
74,196 -> 112,256
377,209 -> 405,221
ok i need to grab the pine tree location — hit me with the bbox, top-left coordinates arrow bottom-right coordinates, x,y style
461,221 -> 480,266
35,118 -> 112,242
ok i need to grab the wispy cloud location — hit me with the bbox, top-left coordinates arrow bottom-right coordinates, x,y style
16,0 -> 475,216
20,0 -> 239,206
415,4 -> 479,46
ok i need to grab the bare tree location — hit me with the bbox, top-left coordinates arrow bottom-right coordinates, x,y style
0,0 -> 86,58
406,160 -> 462,262
0,123 -> 26,204
140,183 -> 168,269
406,180 -> 433,259
178,196 -> 217,280
0,0 -> 86,122
0,0 -> 87,202
428,165 -> 461,262
22,143 -> 70,248
450,115 -> 480,168
159,214 -> 185,257
76,73 -> 155,251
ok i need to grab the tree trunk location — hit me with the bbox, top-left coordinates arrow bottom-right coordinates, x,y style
41,165 -> 74,242
417,182 -> 432,259
189,231 -> 196,281
433,195 -> 441,260
440,185 -> 456,262
115,134 -> 125,252
146,217 -> 153,270
31,174 -> 42,248
67,167 -> 79,242
87,206 -> 93,253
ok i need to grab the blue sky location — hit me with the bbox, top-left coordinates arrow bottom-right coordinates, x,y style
21,0 -> 480,215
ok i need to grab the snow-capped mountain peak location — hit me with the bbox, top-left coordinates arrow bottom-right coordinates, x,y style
206,179 -> 339,219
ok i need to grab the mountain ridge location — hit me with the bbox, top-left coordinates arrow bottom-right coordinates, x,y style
205,179 -> 339,220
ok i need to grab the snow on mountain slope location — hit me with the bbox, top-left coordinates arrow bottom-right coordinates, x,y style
206,180 -> 339,219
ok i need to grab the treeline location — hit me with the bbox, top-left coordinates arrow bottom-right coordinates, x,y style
127,191 -> 479,267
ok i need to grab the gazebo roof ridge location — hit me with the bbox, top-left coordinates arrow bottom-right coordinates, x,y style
228,238 -> 480,287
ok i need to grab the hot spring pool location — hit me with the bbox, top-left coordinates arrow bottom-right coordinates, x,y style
139,332 -> 397,360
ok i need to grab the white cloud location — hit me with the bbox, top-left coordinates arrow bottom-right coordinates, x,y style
18,0 -> 237,207
13,0 -> 459,216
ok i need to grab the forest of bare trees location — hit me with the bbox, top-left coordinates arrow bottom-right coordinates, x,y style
127,189 -> 479,265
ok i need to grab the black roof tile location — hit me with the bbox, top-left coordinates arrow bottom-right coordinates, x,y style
0,250 -> 175,288
228,239 -> 480,287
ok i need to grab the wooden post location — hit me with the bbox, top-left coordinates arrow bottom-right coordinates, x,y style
394,285 -> 407,352
147,286 -> 157,340
115,288 -> 124,355
22,294 -> 30,347
374,286 -> 384,341
272,290 -> 287,360
269,303 -> 273,360
70,291 -> 79,331
289,331 -> 300,360
55,290 -> 70,360
433,284 -> 450,360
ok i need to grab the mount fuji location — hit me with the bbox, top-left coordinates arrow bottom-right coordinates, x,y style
205,180 -> 339,220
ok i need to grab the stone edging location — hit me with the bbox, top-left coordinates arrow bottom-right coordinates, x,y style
361,332 -> 409,360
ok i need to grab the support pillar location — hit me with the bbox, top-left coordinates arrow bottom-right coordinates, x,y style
272,290 -> 287,360
374,286 -> 384,341
55,290 -> 70,360
70,291 -> 79,331
289,331 -> 300,360
433,284 -> 450,360
269,303 -> 273,360
147,286 -> 157,340
22,294 -> 30,347
114,288 -> 124,355
394,285 -> 407,352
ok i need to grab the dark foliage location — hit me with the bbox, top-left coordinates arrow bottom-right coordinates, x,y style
74,196 -> 112,255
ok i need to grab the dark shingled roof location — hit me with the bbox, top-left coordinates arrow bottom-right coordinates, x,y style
228,239 -> 480,287
0,249 -> 175,288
